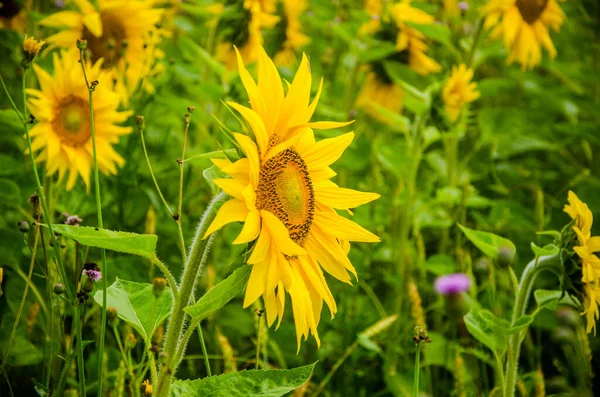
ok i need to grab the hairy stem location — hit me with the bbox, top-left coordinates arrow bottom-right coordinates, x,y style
74,304 -> 86,397
156,192 -> 226,397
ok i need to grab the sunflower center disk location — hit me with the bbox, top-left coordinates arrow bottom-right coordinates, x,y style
53,97 -> 91,147
516,0 -> 548,24
82,12 -> 127,68
256,148 -> 315,247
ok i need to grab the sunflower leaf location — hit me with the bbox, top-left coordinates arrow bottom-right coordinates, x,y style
42,224 -> 158,259
457,224 -> 516,260
170,363 -> 316,397
94,279 -> 173,343
185,265 -> 251,322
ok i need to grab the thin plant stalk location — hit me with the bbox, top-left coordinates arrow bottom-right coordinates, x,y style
311,341 -> 359,397
0,72 -> 74,302
197,323 -> 212,376
78,46 -> 108,397
74,304 -> 86,397
155,192 -> 226,397
413,344 -> 421,397
0,220 -> 41,376
176,112 -> 192,263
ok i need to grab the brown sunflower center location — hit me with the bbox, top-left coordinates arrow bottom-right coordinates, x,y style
516,0 -> 548,24
82,11 -> 127,68
256,136 -> 314,246
52,96 -> 91,147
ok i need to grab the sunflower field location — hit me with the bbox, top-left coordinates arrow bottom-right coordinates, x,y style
1,0 -> 600,396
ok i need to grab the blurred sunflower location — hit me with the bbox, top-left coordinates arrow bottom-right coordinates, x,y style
204,47 -> 380,348
357,0 -> 440,121
26,50 -> 133,190
443,64 -> 480,122
215,0 -> 279,69
273,0 -> 310,66
564,191 -> 600,334
482,0 -> 565,70
40,0 -> 165,105
0,0 -> 28,32
444,0 -> 460,19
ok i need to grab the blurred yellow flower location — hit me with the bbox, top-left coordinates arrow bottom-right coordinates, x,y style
443,64 -> 480,122
0,0 -> 28,32
26,50 -> 133,191
564,191 -> 600,334
204,47 -> 380,349
40,0 -> 165,105
444,0 -> 460,18
215,0 -> 279,69
482,0 -> 565,70
390,0 -> 442,75
359,0 -> 383,36
356,71 -> 404,123
23,35 -> 46,62
273,0 -> 310,66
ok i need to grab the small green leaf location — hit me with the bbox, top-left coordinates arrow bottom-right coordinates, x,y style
534,289 -> 562,311
185,266 -> 252,322
506,315 -> 534,334
44,224 -> 157,259
405,22 -> 452,47
358,42 -> 398,63
458,224 -> 516,260
530,242 -> 560,257
203,166 -> 229,195
170,363 -> 316,397
357,333 -> 383,355
94,279 -> 173,342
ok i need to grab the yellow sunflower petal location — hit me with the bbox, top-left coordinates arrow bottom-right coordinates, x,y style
260,210 -> 306,256
314,211 -> 380,242
301,132 -> 355,171
203,199 -> 248,238
233,209 -> 261,244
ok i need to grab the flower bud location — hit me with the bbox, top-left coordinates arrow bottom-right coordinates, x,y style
28,193 -> 41,218
81,263 -> 102,293
159,351 -> 168,365
65,215 -> 83,226
22,36 -> 46,66
107,307 -> 119,326
136,115 -> 145,130
125,333 -> 137,349
143,379 -> 153,396
76,39 -> 87,50
18,220 -> 30,233
497,246 -> 515,268
473,257 -> 490,279
187,106 -> 195,114
413,325 -> 432,345
152,277 -> 167,297
53,283 -> 65,295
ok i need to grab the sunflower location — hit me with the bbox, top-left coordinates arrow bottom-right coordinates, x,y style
390,1 -> 442,75
273,0 -> 310,66
0,0 -> 27,32
482,0 -> 565,70
359,0 -> 383,36
443,64 -> 480,122
564,191 -> 600,334
40,0 -> 165,105
26,50 -> 133,190
356,1 -> 440,121
204,47 -> 380,348
215,0 -> 279,69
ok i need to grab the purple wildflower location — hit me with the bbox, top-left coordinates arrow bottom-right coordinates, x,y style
458,2 -> 469,11
434,273 -> 471,295
65,215 -> 83,226
83,269 -> 102,283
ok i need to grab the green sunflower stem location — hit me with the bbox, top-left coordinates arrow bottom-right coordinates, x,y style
156,191 -> 226,397
78,47 -> 108,397
504,253 -> 562,397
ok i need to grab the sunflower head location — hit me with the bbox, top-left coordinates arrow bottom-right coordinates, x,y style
562,191 -> 600,334
40,0 -> 165,104
204,46 -> 379,349
215,0 -> 279,69
442,64 -> 480,122
26,49 -> 133,191
273,0 -> 310,66
482,0 -> 566,69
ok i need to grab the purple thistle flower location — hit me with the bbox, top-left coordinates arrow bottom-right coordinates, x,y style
83,269 -> 102,283
459,2 -> 469,11
65,215 -> 83,226
434,273 -> 471,295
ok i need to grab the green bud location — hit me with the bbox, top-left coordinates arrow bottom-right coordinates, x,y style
18,220 -> 30,233
53,283 -> 65,295
497,246 -> 515,268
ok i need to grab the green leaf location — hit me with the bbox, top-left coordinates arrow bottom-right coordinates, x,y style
185,265 -> 251,322
357,333 -> 383,355
94,279 -> 173,342
405,22 -> 452,47
463,309 -> 506,352
458,224 -> 516,260
530,242 -> 560,257
170,363 -> 316,397
534,289 -> 562,311
358,41 -> 398,63
44,224 -> 157,259
506,315 -> 534,334
203,165 -> 229,195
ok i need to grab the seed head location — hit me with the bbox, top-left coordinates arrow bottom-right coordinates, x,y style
53,283 -> 65,295
18,220 -> 30,233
